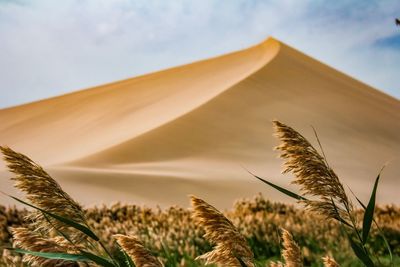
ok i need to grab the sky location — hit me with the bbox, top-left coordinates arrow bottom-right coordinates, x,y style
0,0 -> 399,108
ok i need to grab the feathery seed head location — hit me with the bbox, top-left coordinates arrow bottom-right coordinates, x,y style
0,146 -> 86,241
114,234 -> 162,267
196,245 -> 254,266
190,195 -> 254,266
272,121 -> 352,219
281,229 -> 302,267
11,227 -> 78,267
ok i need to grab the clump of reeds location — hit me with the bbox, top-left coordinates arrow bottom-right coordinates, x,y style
0,146 -> 86,242
190,195 -> 255,266
1,194 -> 398,266
0,147 -> 117,266
114,234 -> 162,267
251,120 -> 392,267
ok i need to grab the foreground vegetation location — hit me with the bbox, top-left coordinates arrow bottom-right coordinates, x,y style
1,196 -> 399,266
0,120 -> 398,266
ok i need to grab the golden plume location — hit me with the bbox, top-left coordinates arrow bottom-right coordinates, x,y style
281,229 -> 302,267
0,146 -> 86,242
190,195 -> 254,266
114,234 -> 162,267
272,121 -> 352,221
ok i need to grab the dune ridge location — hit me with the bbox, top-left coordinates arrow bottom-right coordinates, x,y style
1,37 -> 399,208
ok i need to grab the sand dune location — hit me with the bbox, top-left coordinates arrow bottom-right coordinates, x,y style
1,37 -> 399,208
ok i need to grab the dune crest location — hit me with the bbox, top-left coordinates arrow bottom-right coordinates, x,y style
1,37 -> 399,208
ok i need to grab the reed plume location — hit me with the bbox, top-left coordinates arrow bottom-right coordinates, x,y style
10,227 -> 78,267
281,229 -> 302,267
272,121 -> 352,220
114,234 -> 162,267
322,256 -> 339,267
0,146 -> 86,242
190,195 -> 254,266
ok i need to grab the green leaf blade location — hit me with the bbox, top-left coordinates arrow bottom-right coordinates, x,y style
11,248 -> 89,262
80,251 -> 116,267
348,238 -> 375,267
247,171 -> 307,201
362,173 -> 380,244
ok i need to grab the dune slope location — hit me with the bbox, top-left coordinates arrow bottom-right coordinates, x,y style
1,37 -> 399,208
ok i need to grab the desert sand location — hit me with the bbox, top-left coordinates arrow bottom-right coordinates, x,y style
1,37 -> 399,209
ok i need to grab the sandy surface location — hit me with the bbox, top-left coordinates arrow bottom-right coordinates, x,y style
1,37 -> 399,209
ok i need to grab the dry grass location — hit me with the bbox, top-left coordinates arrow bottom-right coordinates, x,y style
1,196 -> 399,266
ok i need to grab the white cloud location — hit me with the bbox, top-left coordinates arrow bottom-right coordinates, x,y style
0,0 -> 399,108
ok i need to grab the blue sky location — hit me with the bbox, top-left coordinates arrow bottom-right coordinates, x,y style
0,0 -> 399,108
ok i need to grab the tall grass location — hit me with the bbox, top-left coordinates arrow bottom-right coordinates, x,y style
1,197 -> 399,266
0,120 -> 397,266
248,121 -> 392,267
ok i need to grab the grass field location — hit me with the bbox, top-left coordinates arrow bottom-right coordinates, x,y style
1,195 -> 399,266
